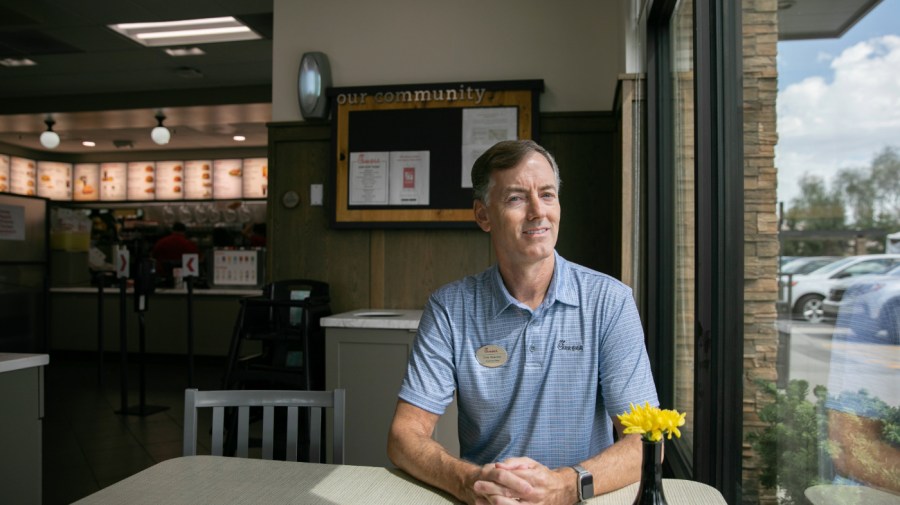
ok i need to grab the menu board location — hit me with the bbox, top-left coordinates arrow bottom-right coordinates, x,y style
73,163 -> 100,201
242,158 -> 268,199
213,249 -> 259,286
0,155 -> 9,193
0,152 -> 269,202
184,160 -> 213,200
155,160 -> 184,200
36,161 -> 73,200
10,157 -> 36,196
100,162 -> 127,201
127,162 -> 156,201
213,159 -> 242,199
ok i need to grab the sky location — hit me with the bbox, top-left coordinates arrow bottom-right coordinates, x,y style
775,0 -> 900,207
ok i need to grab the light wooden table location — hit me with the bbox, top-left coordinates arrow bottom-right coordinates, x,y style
73,455 -> 728,505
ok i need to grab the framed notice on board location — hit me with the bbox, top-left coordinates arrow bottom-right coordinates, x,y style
329,79 -> 542,228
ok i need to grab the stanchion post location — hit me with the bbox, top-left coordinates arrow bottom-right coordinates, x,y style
182,252 -> 199,388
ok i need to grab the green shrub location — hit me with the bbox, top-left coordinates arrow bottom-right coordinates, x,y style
748,380 -> 831,505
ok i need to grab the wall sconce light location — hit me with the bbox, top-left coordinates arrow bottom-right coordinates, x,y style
40,116 -> 60,149
151,110 -> 171,145
298,52 -> 331,119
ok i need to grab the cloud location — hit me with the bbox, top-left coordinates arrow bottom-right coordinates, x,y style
776,35 -> 900,205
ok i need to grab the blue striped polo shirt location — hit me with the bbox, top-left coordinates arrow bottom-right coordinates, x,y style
398,251 -> 659,468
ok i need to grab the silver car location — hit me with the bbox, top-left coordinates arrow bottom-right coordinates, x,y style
827,265 -> 900,344
788,254 -> 900,323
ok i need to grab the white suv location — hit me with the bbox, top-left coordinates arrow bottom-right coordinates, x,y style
789,254 -> 900,323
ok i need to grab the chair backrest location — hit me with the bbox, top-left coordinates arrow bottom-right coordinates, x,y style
183,388 -> 345,463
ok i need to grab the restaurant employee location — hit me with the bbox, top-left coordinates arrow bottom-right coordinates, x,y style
387,140 -> 659,505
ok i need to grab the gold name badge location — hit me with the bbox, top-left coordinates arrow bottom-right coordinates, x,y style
476,344 -> 509,368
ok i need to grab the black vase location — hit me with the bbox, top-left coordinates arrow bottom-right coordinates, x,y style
632,440 -> 669,505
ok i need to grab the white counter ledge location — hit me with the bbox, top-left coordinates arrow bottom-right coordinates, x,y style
0,353 -> 49,374
321,309 -> 422,330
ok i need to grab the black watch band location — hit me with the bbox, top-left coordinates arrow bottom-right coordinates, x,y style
571,464 -> 594,502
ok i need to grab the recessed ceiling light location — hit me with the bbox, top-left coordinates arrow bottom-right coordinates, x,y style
233,135 -> 246,142
82,141 -> 96,147
0,57 -> 37,67
165,47 -> 206,57
108,16 -> 260,47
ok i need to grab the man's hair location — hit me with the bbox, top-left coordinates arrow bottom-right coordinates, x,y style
172,222 -> 187,232
471,139 -> 561,204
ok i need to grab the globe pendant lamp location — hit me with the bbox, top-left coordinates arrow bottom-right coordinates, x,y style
40,117 -> 60,149
151,111 -> 171,145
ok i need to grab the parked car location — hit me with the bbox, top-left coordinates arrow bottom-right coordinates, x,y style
826,265 -> 900,344
789,254 -> 900,323
780,256 -> 840,276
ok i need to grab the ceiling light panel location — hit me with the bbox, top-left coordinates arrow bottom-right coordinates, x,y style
108,16 -> 260,47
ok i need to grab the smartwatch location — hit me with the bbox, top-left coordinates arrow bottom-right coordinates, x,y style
571,464 -> 594,502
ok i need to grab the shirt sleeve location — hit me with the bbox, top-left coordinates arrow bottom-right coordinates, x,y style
597,285 -> 659,418
398,293 -> 458,415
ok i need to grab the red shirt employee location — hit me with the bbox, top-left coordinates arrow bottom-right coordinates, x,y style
152,222 -> 199,281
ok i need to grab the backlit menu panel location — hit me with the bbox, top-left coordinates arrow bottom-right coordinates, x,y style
10,157 -> 36,196
100,162 -> 126,201
37,161 -> 73,200
127,162 -> 156,201
73,164 -> 100,201
213,159 -> 242,199
0,155 -> 9,193
155,161 -> 184,200
184,160 -> 213,200
242,158 -> 268,199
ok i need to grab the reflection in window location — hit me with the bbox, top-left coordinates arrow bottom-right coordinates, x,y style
670,0 -> 695,458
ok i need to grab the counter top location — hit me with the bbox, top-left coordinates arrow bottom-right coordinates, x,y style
50,287 -> 263,296
0,353 -> 49,374
321,309 -> 422,330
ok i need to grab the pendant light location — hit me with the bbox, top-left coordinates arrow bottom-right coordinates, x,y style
151,110 -> 171,145
40,116 -> 60,149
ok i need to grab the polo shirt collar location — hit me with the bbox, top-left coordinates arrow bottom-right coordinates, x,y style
488,251 -> 579,318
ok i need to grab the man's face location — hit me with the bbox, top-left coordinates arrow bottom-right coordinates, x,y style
474,152 -> 560,268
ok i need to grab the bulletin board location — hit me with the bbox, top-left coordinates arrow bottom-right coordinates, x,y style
329,79 -> 543,228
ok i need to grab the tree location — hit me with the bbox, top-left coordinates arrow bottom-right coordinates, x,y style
835,147 -> 900,230
783,174 -> 847,255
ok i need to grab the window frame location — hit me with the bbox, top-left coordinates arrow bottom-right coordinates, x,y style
645,0 -> 744,502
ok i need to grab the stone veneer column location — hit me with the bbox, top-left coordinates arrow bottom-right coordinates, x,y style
741,0 -> 780,503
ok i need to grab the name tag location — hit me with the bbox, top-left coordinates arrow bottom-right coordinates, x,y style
476,344 -> 509,368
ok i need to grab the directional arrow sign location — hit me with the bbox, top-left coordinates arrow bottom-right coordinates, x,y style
115,246 -> 130,279
182,253 -> 199,277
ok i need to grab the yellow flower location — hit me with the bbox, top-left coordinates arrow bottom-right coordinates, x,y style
617,402 -> 686,443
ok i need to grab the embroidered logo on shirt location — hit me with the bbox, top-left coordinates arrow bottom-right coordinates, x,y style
557,340 -> 584,351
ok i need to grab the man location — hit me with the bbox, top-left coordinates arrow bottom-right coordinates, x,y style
151,221 -> 199,284
387,140 -> 659,505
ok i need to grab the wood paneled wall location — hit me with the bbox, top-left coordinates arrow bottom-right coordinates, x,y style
267,112 -> 618,313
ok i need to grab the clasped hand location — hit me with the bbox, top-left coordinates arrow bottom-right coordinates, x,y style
469,457 -> 574,505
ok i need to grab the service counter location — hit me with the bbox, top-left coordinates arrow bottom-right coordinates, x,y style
49,286 -> 262,356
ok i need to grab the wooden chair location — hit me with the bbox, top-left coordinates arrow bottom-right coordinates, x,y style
183,388 -> 345,463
